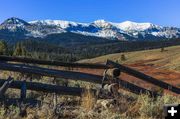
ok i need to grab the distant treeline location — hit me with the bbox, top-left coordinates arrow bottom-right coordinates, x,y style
0,33 -> 180,62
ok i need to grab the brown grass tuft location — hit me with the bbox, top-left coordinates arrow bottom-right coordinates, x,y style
81,87 -> 96,111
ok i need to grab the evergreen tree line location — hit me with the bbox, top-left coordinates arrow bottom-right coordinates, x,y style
0,40 -> 27,56
0,38 -> 180,62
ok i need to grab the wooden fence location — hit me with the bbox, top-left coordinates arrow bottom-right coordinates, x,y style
0,55 -> 179,102
0,55 -> 108,69
0,78 -> 90,96
106,60 -> 180,94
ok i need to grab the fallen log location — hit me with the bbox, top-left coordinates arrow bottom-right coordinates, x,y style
107,60 -> 180,94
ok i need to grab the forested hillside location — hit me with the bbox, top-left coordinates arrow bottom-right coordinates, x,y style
0,33 -> 180,62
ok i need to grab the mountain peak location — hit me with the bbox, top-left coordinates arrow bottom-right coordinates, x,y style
1,17 -> 30,26
93,19 -> 112,28
117,21 -> 158,31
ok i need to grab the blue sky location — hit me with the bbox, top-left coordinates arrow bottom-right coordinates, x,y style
0,0 -> 180,27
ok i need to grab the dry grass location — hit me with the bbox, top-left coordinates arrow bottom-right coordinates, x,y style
81,87 -> 96,111
0,91 -> 179,119
123,94 -> 180,119
78,45 -> 180,72
77,93 -> 180,119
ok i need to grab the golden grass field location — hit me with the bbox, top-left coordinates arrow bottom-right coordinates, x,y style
79,45 -> 180,72
78,45 -> 180,90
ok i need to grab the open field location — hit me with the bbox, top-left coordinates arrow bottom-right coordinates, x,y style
79,45 -> 180,72
78,45 -> 180,90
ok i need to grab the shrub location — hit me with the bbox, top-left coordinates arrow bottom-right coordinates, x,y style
121,54 -> 126,61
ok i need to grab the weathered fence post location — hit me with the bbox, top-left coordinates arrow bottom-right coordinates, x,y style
20,80 -> 27,101
53,77 -> 58,110
19,80 -> 27,117
101,61 -> 121,98
0,77 -> 13,99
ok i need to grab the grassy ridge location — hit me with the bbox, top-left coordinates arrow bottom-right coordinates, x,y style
79,45 -> 180,71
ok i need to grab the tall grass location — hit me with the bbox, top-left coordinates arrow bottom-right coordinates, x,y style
81,88 -> 96,111
124,94 -> 180,119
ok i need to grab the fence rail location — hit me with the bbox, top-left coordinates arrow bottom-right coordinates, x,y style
117,79 -> 160,97
0,63 -> 160,97
107,60 -> 180,94
0,55 -> 108,69
0,62 -> 102,84
0,78 -> 88,96
0,56 -> 179,95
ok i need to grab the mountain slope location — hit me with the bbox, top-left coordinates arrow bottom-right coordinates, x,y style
0,17 -> 180,41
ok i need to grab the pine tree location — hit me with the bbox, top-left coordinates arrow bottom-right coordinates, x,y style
0,40 -> 8,55
13,42 -> 27,56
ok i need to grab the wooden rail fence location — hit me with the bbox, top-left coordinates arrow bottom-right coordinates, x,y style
0,78 -> 91,96
0,55 -> 109,69
0,62 -> 102,84
0,55 -> 179,101
106,60 -> 180,94
0,62 -> 162,96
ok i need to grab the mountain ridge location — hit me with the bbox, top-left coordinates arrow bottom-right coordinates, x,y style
0,17 -> 180,41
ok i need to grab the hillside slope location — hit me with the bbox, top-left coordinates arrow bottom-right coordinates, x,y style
78,45 -> 180,89
79,45 -> 180,72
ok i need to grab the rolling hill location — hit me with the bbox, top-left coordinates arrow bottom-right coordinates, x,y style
78,45 -> 180,89
79,45 -> 180,72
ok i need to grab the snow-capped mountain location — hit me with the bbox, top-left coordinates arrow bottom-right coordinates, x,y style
0,17 -> 180,41
0,17 -> 30,31
114,21 -> 161,31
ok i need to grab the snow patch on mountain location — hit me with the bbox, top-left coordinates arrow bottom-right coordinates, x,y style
1,17 -> 180,40
116,21 -> 161,31
29,20 -> 89,29
93,20 -> 113,28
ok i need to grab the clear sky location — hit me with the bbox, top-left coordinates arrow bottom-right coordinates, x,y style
0,0 -> 180,27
